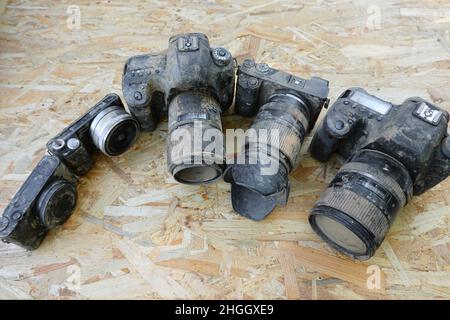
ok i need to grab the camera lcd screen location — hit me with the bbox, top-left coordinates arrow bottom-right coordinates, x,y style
350,91 -> 392,115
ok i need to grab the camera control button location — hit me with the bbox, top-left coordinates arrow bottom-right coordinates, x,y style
212,47 -> 232,66
335,120 -> 345,130
67,138 -> 80,150
134,91 -> 142,101
256,63 -> 270,73
243,59 -> 255,68
0,217 -> 9,232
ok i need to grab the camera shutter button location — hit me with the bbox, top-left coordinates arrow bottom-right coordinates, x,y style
11,211 -> 22,221
248,77 -> 259,89
51,138 -> 65,151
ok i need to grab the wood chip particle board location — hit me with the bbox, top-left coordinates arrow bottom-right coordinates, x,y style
0,0 -> 449,300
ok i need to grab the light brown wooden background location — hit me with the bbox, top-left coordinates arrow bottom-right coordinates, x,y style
0,0 -> 449,299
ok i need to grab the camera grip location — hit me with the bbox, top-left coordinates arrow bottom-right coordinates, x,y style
415,136 -> 450,195
309,120 -> 340,162
122,54 -> 165,132
235,74 -> 261,117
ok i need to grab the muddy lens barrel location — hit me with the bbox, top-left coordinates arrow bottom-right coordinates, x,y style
90,105 -> 140,156
251,93 -> 310,172
309,149 -> 413,260
167,91 -> 224,184
228,93 -> 310,220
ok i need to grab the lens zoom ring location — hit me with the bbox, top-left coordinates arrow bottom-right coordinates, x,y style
251,119 -> 304,171
339,161 -> 407,207
316,187 -> 389,242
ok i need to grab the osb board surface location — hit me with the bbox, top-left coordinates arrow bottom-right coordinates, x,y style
0,0 -> 449,300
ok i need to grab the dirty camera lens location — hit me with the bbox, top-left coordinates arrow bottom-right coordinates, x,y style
312,213 -> 367,255
167,92 -> 225,185
37,180 -> 77,229
226,93 -> 310,220
309,149 -> 413,260
90,105 -> 139,156
105,119 -> 139,155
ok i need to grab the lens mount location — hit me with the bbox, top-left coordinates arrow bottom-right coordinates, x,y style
90,105 -> 139,156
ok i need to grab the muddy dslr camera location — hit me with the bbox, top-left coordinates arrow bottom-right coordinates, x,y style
122,33 -> 235,184
225,59 -> 329,220
1,94 -> 139,249
309,88 -> 450,260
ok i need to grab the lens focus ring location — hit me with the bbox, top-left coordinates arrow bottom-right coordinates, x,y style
315,187 -> 390,242
339,161 -> 408,207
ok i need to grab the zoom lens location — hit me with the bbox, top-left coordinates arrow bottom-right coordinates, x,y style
226,92 -> 310,220
90,105 -> 139,156
309,149 -> 413,260
167,91 -> 224,184
36,180 -> 77,229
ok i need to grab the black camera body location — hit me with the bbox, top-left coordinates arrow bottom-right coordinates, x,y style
122,33 -> 235,132
2,94 -> 139,250
47,93 -> 139,176
0,156 -> 78,250
123,33 -> 235,184
309,88 -> 450,259
310,88 -> 450,194
225,59 -> 329,220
